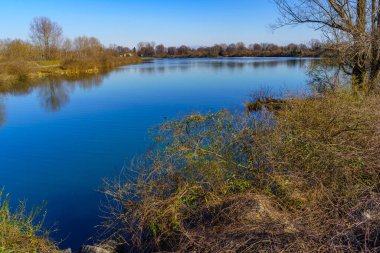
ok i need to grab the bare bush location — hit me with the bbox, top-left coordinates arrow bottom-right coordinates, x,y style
100,90 -> 380,252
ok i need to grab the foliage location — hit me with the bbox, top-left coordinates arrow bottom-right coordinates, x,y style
0,191 -> 59,253
101,90 -> 380,252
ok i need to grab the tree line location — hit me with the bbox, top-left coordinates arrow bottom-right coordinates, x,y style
135,40 -> 325,58
0,17 -> 139,83
0,17 -> 137,62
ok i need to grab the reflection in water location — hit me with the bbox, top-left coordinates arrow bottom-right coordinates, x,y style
76,74 -> 104,90
0,58 -> 316,248
36,75 -> 107,112
0,58 -> 316,124
0,97 -> 5,126
0,74 -> 107,120
36,75 -> 106,112
38,79 -> 72,112
307,59 -> 349,92
127,58 -> 314,75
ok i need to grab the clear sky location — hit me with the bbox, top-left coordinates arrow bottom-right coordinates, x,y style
0,0 -> 320,48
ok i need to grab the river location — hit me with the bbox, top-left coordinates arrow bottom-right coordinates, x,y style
0,57 -> 315,249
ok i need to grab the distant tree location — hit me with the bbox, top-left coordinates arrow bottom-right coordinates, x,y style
236,42 -> 246,55
167,47 -> 177,56
137,42 -> 155,57
29,17 -> 63,60
252,43 -> 262,51
73,36 -> 103,59
208,45 -> 222,57
128,41 -> 319,59
286,43 -> 299,56
61,38 -> 73,58
107,44 -> 131,57
226,44 -> 237,56
177,45 -> 190,56
155,44 -> 166,56
309,39 -> 323,55
309,39 -> 322,51
2,39 -> 37,60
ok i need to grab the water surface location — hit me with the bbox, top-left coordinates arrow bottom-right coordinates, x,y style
0,58 -> 313,249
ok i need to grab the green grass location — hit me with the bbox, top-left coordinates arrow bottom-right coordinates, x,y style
35,60 -> 61,67
0,191 -> 59,253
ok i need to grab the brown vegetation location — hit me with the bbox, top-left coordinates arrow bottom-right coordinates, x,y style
0,17 -> 140,85
101,90 -> 380,252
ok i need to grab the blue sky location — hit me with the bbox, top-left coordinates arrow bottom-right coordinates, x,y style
0,0 -> 320,47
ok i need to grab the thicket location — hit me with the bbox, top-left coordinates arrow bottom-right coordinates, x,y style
101,89 -> 380,252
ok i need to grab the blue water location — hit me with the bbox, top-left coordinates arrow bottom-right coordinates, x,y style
0,58 -> 313,249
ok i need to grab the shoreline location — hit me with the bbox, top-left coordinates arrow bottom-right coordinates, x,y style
142,55 -> 322,60
0,56 -> 142,86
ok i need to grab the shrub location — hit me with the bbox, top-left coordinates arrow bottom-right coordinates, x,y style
101,91 -> 380,252
0,191 -> 59,253
61,54 -> 141,73
0,60 -> 36,84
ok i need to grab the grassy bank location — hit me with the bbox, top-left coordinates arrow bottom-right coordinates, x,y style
101,90 -> 380,252
0,191 -> 59,253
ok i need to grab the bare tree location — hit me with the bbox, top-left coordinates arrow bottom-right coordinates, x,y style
274,0 -> 380,90
30,17 -> 63,60
155,44 -> 166,56
137,42 -> 155,57
73,36 -> 103,58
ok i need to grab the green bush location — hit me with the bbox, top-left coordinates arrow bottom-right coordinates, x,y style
0,191 -> 59,253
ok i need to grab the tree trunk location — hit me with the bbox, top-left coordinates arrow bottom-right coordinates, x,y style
352,0 -> 367,90
352,64 -> 367,89
368,65 -> 380,89
368,0 -> 380,90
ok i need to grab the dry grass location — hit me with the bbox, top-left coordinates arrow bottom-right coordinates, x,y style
0,60 -> 36,84
100,90 -> 380,252
61,55 -> 141,74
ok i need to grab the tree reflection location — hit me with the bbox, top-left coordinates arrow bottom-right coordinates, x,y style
0,73 -> 107,121
76,74 -> 105,90
126,58 -> 314,75
0,59 -> 318,123
37,78 -> 71,112
0,97 -> 5,126
37,74 -> 106,112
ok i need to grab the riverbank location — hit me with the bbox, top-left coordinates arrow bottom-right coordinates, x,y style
0,56 -> 142,86
142,55 -> 322,60
0,57 -> 313,250
99,89 -> 380,252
